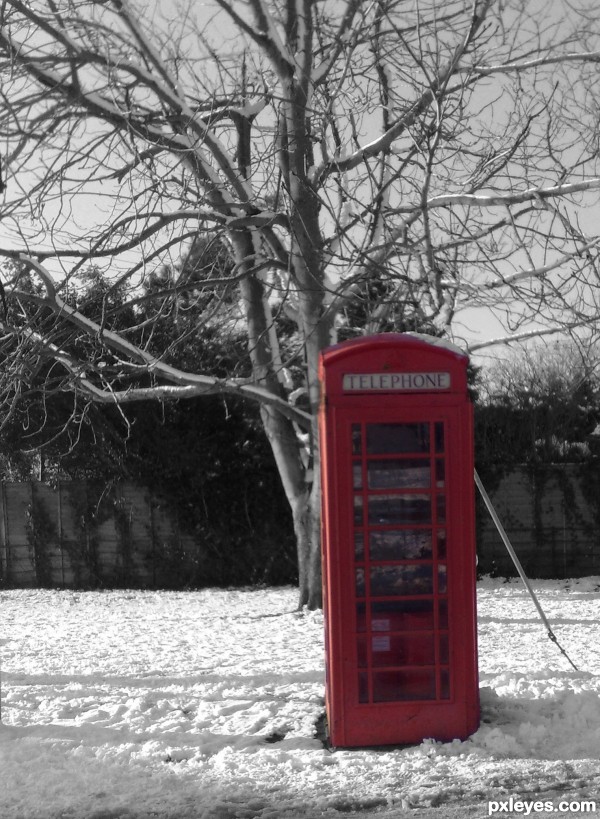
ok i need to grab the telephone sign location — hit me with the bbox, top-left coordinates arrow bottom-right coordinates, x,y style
319,333 -> 479,748
343,371 -> 451,391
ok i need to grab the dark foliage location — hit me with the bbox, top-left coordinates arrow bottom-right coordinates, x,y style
0,247 -> 297,588
474,341 -> 600,487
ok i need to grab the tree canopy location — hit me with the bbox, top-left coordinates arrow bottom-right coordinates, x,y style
476,340 -> 600,474
0,257 -> 297,587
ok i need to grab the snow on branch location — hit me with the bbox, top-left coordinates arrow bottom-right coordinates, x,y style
320,0 -> 494,176
466,320 -> 595,353
474,50 -> 600,76
420,179 -> 600,211
441,239 -> 600,292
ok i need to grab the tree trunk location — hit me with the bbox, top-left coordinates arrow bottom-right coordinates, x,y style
258,400 -> 322,609
231,207 -> 327,607
291,470 -> 323,610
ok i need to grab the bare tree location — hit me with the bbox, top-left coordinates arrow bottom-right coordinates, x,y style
476,337 -> 600,468
1,0 -> 600,606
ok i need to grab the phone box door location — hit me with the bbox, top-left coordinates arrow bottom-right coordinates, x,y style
319,334 -> 479,748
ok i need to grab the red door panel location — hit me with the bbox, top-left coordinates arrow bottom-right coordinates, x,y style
319,335 -> 479,748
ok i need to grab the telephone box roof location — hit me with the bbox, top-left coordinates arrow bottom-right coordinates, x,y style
321,333 -> 468,364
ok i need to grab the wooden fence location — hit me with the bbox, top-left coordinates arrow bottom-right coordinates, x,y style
477,464 -> 600,578
0,480 -> 200,588
2,466 -> 600,588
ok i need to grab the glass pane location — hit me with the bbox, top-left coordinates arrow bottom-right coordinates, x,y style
438,564 -> 447,594
439,632 -> 449,664
357,635 -> 367,668
353,463 -> 363,490
370,529 -> 432,561
354,495 -> 363,525
368,494 -> 431,525
436,494 -> 446,524
358,671 -> 369,703
437,529 -> 447,560
352,424 -> 362,455
372,600 -> 435,630
366,423 -> 429,455
435,459 -> 445,488
371,633 -> 436,667
356,567 -> 365,597
373,669 -> 436,702
435,422 -> 445,454
354,532 -> 365,561
356,602 -> 366,632
370,565 -> 433,597
440,669 -> 450,699
439,598 -> 448,629
368,459 -> 430,489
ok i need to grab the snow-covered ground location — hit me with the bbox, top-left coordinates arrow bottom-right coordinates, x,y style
1,577 -> 600,818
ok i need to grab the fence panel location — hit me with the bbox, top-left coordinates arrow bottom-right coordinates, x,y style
2,483 -> 36,586
5,467 -> 599,587
477,465 -> 600,577
0,480 -> 203,589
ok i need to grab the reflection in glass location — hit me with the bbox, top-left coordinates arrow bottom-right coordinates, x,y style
437,529 -> 447,560
353,463 -> 363,490
372,600 -> 435,630
369,529 -> 432,561
356,602 -> 366,632
439,598 -> 448,629
436,458 -> 445,488
439,633 -> 449,664
366,423 -> 429,455
357,635 -> 367,668
358,671 -> 369,703
368,494 -> 431,525
354,531 -> 365,561
367,459 -> 430,489
370,633 -> 435,667
370,564 -> 433,597
435,422 -> 445,453
440,669 -> 450,699
356,567 -> 365,597
352,424 -> 362,455
354,495 -> 363,525
438,563 -> 447,594
373,669 -> 436,702
436,494 -> 446,524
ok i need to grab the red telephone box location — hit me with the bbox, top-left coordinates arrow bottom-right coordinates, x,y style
319,333 -> 479,748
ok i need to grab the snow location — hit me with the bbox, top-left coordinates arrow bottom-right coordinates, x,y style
405,332 -> 468,357
1,577 -> 600,818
